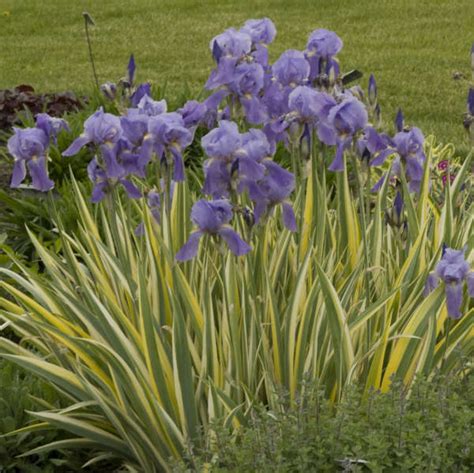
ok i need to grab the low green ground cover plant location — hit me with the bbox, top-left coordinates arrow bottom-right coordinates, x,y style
0,16 -> 473,472
173,374 -> 474,472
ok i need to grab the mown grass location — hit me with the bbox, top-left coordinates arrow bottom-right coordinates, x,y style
0,0 -> 473,146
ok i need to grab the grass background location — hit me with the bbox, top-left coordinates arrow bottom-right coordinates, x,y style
0,0 -> 473,146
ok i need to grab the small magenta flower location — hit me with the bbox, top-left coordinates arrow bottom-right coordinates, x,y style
176,199 -> 251,261
438,159 -> 449,171
441,174 -> 455,186
62,107 -> 122,156
8,127 -> 54,191
424,247 -> 474,319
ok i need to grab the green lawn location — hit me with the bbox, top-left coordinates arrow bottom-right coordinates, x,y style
1,0 -> 473,146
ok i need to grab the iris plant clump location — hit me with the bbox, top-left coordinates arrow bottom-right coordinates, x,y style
5,17 -> 473,320
1,17 -> 473,472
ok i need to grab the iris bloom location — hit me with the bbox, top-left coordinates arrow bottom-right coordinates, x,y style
248,160 -> 296,231
62,107 -> 122,156
317,97 -> 368,171
240,17 -> 276,65
201,121 -> 266,198
8,127 -> 54,191
424,247 -> 474,319
176,199 -> 251,261
305,29 -> 342,81
232,62 -> 267,124
272,49 -> 310,87
141,112 -> 193,181
206,28 -> 252,89
87,149 -> 141,203
35,113 -> 69,144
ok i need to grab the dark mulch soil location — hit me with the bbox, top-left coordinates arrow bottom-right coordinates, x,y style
0,84 -> 85,136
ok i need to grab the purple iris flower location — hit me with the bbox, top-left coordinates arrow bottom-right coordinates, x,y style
202,120 -> 241,160
178,100 -> 208,128
232,62 -> 267,124
240,18 -> 276,65
35,113 -> 69,144
121,113 -> 149,148
248,160 -> 296,231
87,154 -> 141,203
142,112 -> 193,181
392,127 -> 426,192
176,199 -> 251,261
424,247 -> 474,319
288,86 -> 335,124
7,127 -> 54,192
306,29 -> 343,59
100,82 -> 118,101
240,18 -> 276,45
369,126 -> 425,193
320,97 -> 368,171
63,108 -> 122,156
272,50 -> 310,87
305,29 -> 342,81
201,121 -> 267,198
210,28 -> 252,58
135,95 -> 167,117
206,28 -> 252,89
363,126 -> 397,166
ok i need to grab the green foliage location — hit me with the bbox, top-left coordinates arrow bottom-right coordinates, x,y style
0,133 -> 471,471
174,375 -> 474,472
0,360 -> 115,472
